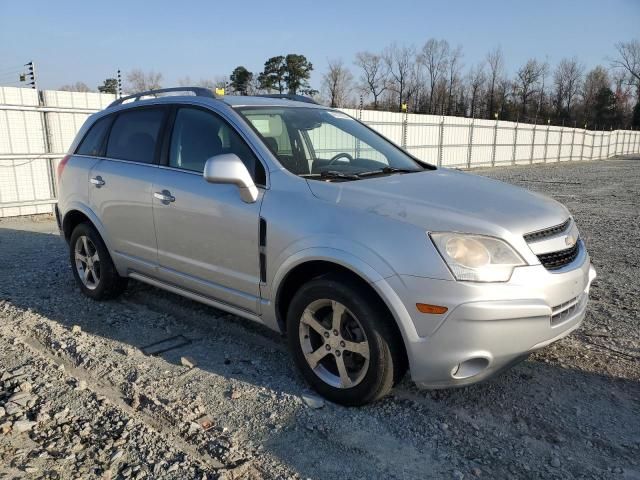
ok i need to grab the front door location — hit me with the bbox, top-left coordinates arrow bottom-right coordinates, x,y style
151,106 -> 266,314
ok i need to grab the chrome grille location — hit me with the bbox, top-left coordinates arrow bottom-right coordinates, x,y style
523,218 -> 571,243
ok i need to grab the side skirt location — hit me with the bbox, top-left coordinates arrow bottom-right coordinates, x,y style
129,272 -> 265,326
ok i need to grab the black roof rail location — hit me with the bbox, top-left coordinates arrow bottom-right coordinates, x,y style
256,94 -> 318,105
108,87 -> 217,108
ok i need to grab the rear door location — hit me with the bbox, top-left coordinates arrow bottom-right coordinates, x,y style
89,106 -> 168,277
151,105 -> 266,313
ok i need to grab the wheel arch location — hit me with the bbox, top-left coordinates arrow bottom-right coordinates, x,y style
61,203 -> 112,251
273,257 -> 409,371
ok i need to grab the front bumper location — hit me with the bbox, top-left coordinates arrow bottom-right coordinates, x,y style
379,250 -> 596,388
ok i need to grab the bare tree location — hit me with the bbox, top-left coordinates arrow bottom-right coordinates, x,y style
59,82 -> 91,92
515,59 -> 546,117
534,60 -> 550,119
485,46 -> 504,118
446,45 -> 463,114
496,78 -> 511,119
581,66 -> 611,124
383,44 -> 416,111
125,69 -> 163,93
322,59 -> 353,107
552,58 -> 584,121
611,39 -> 640,97
420,39 -> 449,113
354,51 -> 388,109
467,65 -> 486,118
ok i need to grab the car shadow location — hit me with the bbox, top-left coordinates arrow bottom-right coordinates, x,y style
1,221 -> 639,479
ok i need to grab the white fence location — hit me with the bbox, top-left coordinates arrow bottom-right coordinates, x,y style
1,86 -> 639,218
0,87 -> 115,217
340,108 -> 640,168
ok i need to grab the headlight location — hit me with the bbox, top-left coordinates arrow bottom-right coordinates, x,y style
430,232 -> 526,282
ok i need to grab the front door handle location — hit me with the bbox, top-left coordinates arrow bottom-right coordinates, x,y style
154,190 -> 175,204
90,176 -> 105,187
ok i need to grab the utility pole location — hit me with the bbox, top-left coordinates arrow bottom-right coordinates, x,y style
117,69 -> 122,98
25,61 -> 37,89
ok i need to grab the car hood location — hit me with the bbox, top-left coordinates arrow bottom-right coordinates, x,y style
305,168 -> 570,238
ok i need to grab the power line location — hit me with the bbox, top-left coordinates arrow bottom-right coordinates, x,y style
0,66 -> 26,75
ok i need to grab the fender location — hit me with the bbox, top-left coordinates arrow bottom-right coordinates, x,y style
261,245 -> 420,361
261,245 -> 386,331
61,201 -> 113,253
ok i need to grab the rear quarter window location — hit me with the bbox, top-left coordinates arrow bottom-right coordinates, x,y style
76,115 -> 112,156
106,108 -> 166,164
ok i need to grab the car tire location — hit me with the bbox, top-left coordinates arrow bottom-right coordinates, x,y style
287,274 -> 406,406
69,222 -> 128,300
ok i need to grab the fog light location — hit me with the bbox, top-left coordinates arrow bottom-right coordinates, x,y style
451,357 -> 490,379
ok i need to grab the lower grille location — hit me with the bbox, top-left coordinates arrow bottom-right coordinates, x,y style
551,294 -> 585,326
537,242 -> 580,270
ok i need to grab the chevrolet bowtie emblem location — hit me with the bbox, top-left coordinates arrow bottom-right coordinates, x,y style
565,235 -> 577,247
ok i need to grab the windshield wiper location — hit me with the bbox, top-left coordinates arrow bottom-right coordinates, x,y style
301,170 -> 361,181
357,166 -> 421,177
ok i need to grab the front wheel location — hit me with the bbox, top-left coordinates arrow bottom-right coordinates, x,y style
287,275 -> 406,406
69,223 -> 128,300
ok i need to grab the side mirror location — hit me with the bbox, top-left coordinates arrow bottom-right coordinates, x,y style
203,153 -> 259,203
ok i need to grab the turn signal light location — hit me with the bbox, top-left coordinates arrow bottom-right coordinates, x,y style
416,303 -> 448,314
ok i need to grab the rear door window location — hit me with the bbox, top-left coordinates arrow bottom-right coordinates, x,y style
76,115 -> 112,156
106,108 -> 166,164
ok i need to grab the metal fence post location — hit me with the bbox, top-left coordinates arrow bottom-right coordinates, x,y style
37,90 -> 56,200
401,109 -> 408,149
438,116 -> 444,167
558,125 -> 563,162
355,95 -> 363,158
543,121 -> 550,162
580,126 -> 586,160
511,123 -> 518,165
607,128 -> 611,158
529,123 -> 537,164
466,119 -> 474,169
491,118 -> 498,167
570,124 -> 576,161
599,130 -> 604,159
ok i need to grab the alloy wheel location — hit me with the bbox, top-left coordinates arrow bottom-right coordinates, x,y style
74,235 -> 100,290
298,299 -> 370,388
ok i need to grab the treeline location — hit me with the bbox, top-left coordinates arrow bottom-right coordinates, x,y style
70,39 -> 640,129
326,39 -> 640,129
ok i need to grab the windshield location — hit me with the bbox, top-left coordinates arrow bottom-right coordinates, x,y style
235,106 -> 428,180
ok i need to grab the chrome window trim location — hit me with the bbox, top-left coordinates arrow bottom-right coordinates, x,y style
73,154 -> 160,168
162,100 -> 271,188
157,164 -> 267,190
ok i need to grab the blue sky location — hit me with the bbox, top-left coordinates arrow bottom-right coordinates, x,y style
1,0 -> 638,90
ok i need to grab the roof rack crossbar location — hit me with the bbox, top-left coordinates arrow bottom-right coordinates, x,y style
108,87 -> 216,108
256,94 -> 318,105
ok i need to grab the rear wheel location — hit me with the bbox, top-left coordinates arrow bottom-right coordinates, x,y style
69,223 -> 127,300
287,275 -> 406,406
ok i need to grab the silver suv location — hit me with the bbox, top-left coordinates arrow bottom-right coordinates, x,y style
56,87 -> 596,406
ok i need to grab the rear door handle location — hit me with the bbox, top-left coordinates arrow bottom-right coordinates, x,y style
90,176 -> 105,187
154,190 -> 175,204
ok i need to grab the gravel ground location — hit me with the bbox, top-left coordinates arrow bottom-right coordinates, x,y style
0,156 -> 638,480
